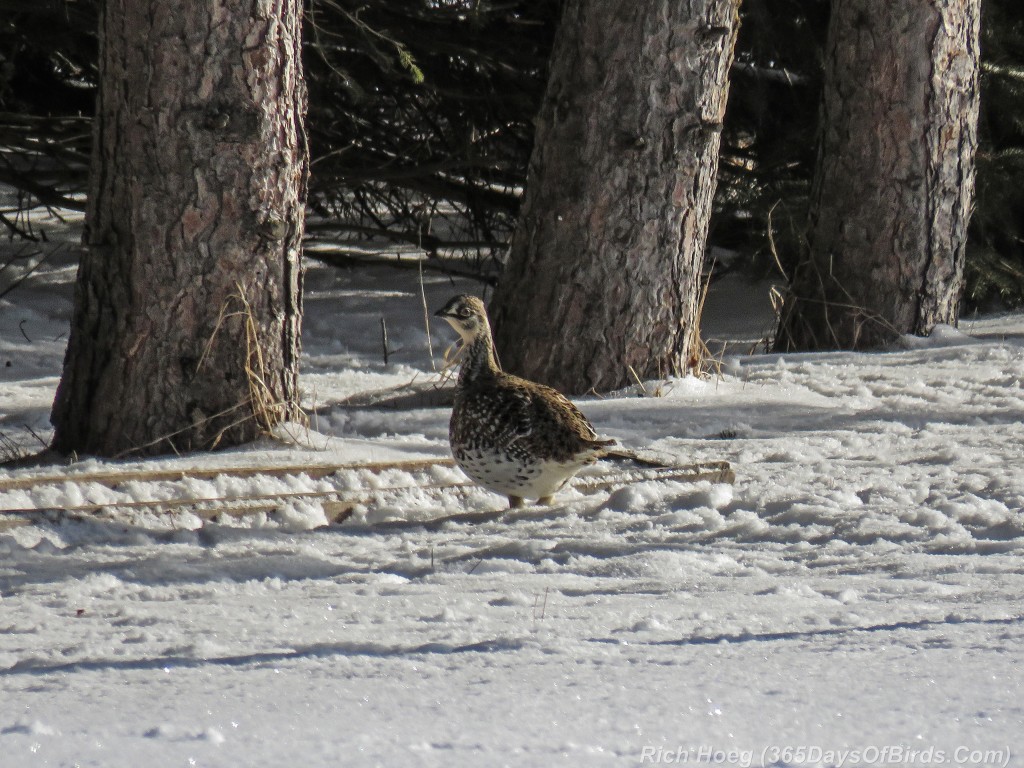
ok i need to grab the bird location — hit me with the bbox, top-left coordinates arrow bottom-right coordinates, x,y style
434,294 -> 615,508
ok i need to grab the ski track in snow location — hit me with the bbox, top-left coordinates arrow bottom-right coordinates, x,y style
1,208 -> 1023,767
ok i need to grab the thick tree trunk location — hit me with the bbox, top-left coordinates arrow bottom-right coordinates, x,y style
488,0 -> 740,395
775,0 -> 980,351
51,0 -> 307,456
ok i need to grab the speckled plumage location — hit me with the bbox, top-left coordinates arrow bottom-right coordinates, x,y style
435,295 -> 615,508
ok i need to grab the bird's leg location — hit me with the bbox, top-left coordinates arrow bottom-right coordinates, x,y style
507,495 -> 525,509
537,495 -> 554,506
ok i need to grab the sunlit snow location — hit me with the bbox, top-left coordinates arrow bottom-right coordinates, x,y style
1,203 -> 1022,767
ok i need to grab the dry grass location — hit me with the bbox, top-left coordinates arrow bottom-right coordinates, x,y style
688,260 -> 726,382
0,426 -> 50,466
0,430 -> 29,464
766,202 -> 901,350
114,286 -> 308,458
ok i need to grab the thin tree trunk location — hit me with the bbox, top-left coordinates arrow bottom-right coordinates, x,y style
775,0 -> 980,351
51,0 -> 307,456
489,0 -> 740,395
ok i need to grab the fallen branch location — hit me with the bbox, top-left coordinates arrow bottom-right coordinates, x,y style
0,459 -> 734,530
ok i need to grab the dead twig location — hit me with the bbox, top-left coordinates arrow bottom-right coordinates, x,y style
380,315 -> 390,365
419,259 -> 436,370
627,365 -> 648,395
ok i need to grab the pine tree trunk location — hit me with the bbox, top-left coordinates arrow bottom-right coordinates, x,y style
775,0 -> 980,351
488,0 -> 740,395
51,0 -> 307,456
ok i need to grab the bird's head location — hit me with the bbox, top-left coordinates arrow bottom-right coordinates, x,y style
434,294 -> 491,342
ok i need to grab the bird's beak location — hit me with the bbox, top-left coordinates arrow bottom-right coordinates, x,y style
434,307 -> 451,319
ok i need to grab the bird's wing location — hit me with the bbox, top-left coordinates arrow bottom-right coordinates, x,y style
530,385 -> 598,437
525,383 -> 616,455
487,375 -> 614,457
491,387 -> 536,447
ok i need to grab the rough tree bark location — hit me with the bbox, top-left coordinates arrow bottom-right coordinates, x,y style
775,0 -> 980,351
488,0 -> 740,394
50,0 -> 307,457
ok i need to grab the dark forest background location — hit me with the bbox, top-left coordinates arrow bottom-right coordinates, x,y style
2,0 -> 1022,308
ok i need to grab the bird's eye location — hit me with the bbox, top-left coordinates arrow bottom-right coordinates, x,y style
458,307 -> 472,318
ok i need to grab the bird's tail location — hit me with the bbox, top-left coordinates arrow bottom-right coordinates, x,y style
601,447 -> 676,468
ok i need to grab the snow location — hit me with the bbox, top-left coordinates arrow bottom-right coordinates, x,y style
2,203 -> 1024,767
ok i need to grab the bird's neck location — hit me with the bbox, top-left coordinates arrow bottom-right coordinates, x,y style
458,332 -> 501,385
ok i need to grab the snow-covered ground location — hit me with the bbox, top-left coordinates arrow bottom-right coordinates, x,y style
1,204 -> 1023,767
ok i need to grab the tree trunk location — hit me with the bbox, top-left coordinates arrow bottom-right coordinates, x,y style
488,0 -> 740,395
775,0 -> 980,351
51,0 -> 307,456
